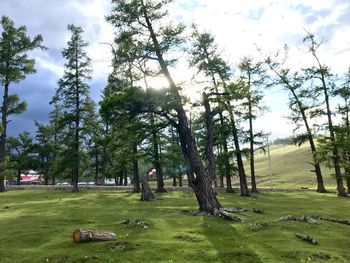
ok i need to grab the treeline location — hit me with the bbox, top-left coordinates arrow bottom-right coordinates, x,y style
1,1 -> 349,212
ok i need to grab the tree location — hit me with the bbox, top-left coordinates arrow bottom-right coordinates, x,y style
32,121 -> 59,185
303,32 -> 347,197
238,56 -> 267,193
265,48 -> 327,193
0,16 -> 45,192
7,132 -> 33,185
52,24 -> 94,192
189,28 -> 234,193
106,0 -> 221,214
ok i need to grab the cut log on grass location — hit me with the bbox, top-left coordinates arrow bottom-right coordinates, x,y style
73,229 -> 116,243
141,181 -> 155,201
314,216 -> 350,225
295,232 -> 318,245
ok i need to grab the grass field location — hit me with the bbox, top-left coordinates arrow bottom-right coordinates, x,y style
1,189 -> 349,263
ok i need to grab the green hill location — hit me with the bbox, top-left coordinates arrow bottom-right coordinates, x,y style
252,144 -> 337,191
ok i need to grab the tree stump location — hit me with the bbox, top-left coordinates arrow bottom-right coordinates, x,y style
72,229 -> 116,243
141,181 -> 155,201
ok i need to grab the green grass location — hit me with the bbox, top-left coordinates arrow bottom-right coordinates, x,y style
1,189 -> 349,262
250,144 -> 337,190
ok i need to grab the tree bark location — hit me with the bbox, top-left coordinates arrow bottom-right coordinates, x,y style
73,229 -> 116,243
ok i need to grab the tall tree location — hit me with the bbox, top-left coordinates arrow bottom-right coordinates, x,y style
238,56 -> 266,193
0,16 -> 45,192
265,49 -> 327,193
189,28 -> 234,193
303,33 -> 347,197
106,0 -> 221,214
52,24 -> 93,192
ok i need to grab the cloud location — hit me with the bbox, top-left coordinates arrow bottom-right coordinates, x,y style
1,0 -> 350,140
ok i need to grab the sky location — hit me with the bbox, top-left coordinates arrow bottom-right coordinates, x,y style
1,0 -> 350,140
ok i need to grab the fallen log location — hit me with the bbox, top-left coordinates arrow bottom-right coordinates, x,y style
73,229 -> 116,243
221,207 -> 248,213
300,215 -> 318,224
295,232 -> 318,245
314,216 -> 350,225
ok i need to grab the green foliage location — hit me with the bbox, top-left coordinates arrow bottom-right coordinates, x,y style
7,131 -> 34,176
0,15 -> 46,85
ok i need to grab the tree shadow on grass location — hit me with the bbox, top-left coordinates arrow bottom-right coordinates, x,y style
201,216 -> 263,263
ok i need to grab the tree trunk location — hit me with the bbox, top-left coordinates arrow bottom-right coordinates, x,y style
178,172 -> 182,187
16,170 -> 21,185
151,117 -> 167,193
346,176 -> 350,194
132,144 -> 140,192
248,92 -> 258,193
123,169 -> 128,186
73,229 -> 116,243
0,81 -> 9,193
94,149 -> 99,185
172,176 -> 177,186
203,93 -> 216,184
72,51 -> 80,194
228,108 -> 250,196
141,181 -> 155,201
118,171 -> 123,186
142,5 -> 221,213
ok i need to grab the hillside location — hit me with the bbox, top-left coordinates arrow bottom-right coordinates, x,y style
252,144 -> 337,191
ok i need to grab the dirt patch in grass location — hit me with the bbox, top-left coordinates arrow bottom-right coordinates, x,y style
121,218 -> 151,229
109,241 -> 137,251
44,255 -> 104,263
282,251 -> 332,261
220,250 -> 261,262
173,234 -> 203,242
311,252 -> 332,261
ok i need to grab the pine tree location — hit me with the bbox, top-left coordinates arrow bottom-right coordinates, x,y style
265,48 -> 327,193
52,24 -> 94,192
0,16 -> 45,192
303,32 -> 347,197
238,56 -> 267,193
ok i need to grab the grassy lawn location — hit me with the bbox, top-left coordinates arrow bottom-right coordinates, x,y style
1,189 -> 349,262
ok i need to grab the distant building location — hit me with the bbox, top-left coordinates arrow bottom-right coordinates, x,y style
20,170 -> 43,184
